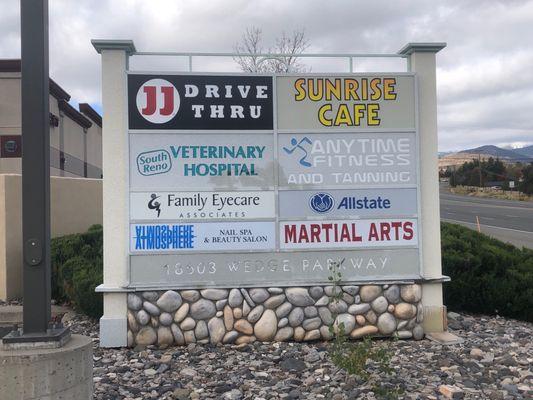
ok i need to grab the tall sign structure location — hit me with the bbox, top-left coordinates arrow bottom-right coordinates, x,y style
93,41 -> 446,347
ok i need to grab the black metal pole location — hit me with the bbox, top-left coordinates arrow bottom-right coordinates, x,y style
21,0 -> 51,334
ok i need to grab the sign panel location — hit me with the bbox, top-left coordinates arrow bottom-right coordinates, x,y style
277,75 -> 415,130
130,133 -> 274,190
130,221 -> 275,253
280,219 -> 418,249
279,188 -> 417,219
278,132 -> 416,188
130,248 -> 421,288
126,72 -> 420,287
128,74 -> 273,130
131,191 -> 275,220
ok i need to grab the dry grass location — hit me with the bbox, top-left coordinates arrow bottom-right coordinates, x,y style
450,186 -> 533,202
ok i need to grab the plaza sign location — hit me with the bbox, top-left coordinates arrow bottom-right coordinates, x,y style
127,72 -> 420,287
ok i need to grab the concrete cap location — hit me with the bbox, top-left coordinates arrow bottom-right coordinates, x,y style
397,42 -> 447,56
91,39 -> 136,55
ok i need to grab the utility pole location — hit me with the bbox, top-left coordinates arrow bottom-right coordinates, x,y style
478,153 -> 483,188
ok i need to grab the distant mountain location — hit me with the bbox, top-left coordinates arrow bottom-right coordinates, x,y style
461,145 -> 532,161
515,144 -> 533,158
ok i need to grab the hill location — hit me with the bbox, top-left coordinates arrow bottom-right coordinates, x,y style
515,144 -> 533,158
461,145 -> 530,161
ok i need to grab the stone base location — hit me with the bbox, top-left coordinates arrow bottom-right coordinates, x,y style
0,334 -> 93,399
127,284 -> 425,347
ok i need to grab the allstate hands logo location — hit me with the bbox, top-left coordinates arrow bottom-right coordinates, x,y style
309,192 -> 334,213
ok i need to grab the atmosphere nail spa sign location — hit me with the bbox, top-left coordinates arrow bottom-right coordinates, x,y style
127,73 -> 421,287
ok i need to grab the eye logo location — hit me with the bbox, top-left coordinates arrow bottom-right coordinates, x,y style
309,192 -> 334,214
136,79 -> 180,124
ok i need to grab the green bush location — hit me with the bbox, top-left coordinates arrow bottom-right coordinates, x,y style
51,224 -> 103,318
441,222 -> 533,322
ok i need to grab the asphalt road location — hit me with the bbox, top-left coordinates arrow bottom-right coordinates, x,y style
439,184 -> 533,249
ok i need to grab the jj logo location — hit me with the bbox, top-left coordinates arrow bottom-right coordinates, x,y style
309,192 -> 334,213
136,79 -> 180,124
148,193 -> 162,218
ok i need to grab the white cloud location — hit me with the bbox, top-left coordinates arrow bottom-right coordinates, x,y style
1,0 -> 532,151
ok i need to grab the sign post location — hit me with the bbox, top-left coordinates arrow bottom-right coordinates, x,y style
3,0 -> 70,347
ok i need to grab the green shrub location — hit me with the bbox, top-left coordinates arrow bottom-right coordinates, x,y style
441,222 -> 533,322
51,224 -> 103,318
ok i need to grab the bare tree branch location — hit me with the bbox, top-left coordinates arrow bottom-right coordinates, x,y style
234,27 -> 310,73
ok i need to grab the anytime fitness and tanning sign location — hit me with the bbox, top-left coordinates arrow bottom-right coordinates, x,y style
127,73 -> 421,287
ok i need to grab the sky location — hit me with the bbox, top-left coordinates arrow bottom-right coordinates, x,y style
1,0 -> 532,152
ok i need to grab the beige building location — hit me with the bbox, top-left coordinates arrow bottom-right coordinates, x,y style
0,59 -> 102,178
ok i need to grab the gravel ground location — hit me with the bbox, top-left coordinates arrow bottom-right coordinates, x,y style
57,310 -> 532,400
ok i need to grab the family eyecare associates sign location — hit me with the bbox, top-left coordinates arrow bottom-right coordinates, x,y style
127,73 -> 421,288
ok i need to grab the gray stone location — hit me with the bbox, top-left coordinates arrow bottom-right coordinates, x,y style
348,303 -> 370,315
222,330 -> 239,344
157,326 -> 174,345
359,285 -> 382,302
309,286 -> 324,299
275,302 -> 293,318
216,310 -> 223,317
240,289 -> 255,307
334,313 -> 356,335
180,317 -> 196,330
320,325 -> 333,340
314,295 -> 330,306
397,320 -> 408,330
342,293 -> 355,304
318,307 -> 334,325
127,330 -> 134,347
142,291 -> 159,302
371,296 -> 389,314
216,299 -> 228,310
247,305 -> 265,323
278,317 -> 288,328
136,326 -> 157,345
406,317 -> 416,330
304,306 -> 318,317
304,329 -> 321,341
365,310 -> 378,325
267,287 -> 283,294
222,389 -> 243,400
127,311 -> 138,333
249,288 -> 270,303
242,300 -> 251,317
127,293 -> 143,311
342,285 -> 359,296
302,317 -> 322,330
417,304 -> 424,323
174,303 -> 189,323
377,312 -> 396,335
136,310 -> 150,326
200,289 -> 228,301
285,287 -> 314,306
324,285 -> 343,297
159,312 -> 173,326
194,320 -> 208,340
288,307 -> 304,327
384,285 -> 401,304
274,327 -> 293,341
208,317 -> 225,344
190,299 -> 216,320
228,289 -> 243,307
181,290 -> 200,302
413,324 -> 424,340
328,299 -> 348,314
156,290 -> 182,312
171,324 -> 185,345
183,330 -> 196,343
400,284 -> 422,303
354,295 -> 361,304
254,309 -> 277,341
264,294 -> 285,309
143,301 -> 160,316
150,316 -> 159,328
396,330 -> 413,339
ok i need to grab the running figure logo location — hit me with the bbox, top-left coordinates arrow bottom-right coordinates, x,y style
283,137 -> 312,167
148,193 -> 161,218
